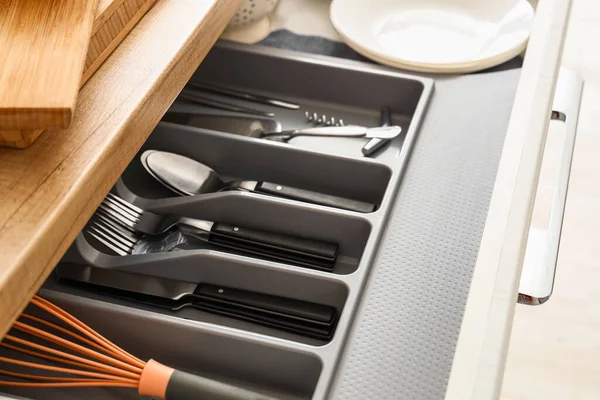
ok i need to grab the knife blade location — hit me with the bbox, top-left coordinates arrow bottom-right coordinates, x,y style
178,91 -> 275,118
56,264 -> 337,340
187,82 -> 300,110
162,111 -> 281,138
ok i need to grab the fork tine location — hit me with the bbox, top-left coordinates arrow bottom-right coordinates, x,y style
103,196 -> 140,221
107,193 -> 144,214
99,205 -> 136,230
93,216 -> 138,246
91,222 -> 136,251
99,202 -> 138,229
87,227 -> 132,256
97,208 -> 137,233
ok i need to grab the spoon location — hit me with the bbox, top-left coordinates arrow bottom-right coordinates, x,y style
140,150 -> 376,213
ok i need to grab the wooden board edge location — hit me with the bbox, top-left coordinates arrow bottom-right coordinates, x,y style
0,0 -> 98,133
83,0 -> 158,84
0,0 -> 155,149
0,0 -> 239,340
444,0 -> 573,399
93,0 -> 127,34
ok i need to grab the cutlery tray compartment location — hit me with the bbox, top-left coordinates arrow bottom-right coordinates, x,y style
173,42 -> 429,160
195,42 -> 425,112
54,258 -> 348,345
1,289 -> 321,400
120,122 -> 393,211
2,43 -> 434,400
70,186 -> 373,275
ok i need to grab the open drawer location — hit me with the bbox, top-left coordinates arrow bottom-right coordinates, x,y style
0,0 -> 581,399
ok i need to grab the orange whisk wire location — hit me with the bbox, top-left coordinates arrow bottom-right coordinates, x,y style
0,356 -> 138,384
31,296 -> 145,368
12,321 -> 142,375
30,298 -> 144,367
0,381 -> 139,388
0,369 -> 125,382
30,296 -> 144,367
20,314 -> 127,362
0,342 -> 115,375
0,296 -> 153,390
32,296 -> 144,366
1,335 -> 140,380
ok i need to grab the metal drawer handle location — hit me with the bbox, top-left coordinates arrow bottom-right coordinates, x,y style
518,68 -> 583,305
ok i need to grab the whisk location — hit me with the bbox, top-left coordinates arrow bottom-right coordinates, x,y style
0,295 -> 273,400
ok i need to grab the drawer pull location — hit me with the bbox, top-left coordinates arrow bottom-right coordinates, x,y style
518,68 -> 583,305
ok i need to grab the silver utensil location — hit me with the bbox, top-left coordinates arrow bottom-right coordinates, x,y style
140,150 -> 376,213
179,90 -> 275,117
261,125 -> 401,140
304,111 -> 344,127
187,82 -> 300,110
362,107 -> 393,157
162,112 -> 281,138
162,111 -> 393,140
96,193 -> 216,236
91,193 -> 338,270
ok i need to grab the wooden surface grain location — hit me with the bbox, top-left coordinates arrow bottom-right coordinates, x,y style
0,0 -> 156,149
501,0 -> 600,398
0,0 -> 98,131
445,0 -> 572,398
0,0 -> 238,340
84,0 -> 157,84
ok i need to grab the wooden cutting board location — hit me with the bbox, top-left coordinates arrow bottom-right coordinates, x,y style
0,0 -> 157,148
84,0 -> 157,84
0,0 -> 98,131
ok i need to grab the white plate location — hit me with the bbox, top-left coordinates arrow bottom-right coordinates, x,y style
330,0 -> 534,73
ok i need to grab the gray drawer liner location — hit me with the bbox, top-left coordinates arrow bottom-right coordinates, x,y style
329,70 -> 521,399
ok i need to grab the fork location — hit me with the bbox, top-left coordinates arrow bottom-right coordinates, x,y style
88,193 -> 338,271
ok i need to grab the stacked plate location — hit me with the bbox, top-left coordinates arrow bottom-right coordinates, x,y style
330,0 -> 535,73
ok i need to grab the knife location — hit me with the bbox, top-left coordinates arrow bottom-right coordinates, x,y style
162,111 -> 281,138
162,111 -> 401,141
56,264 -> 337,340
178,91 -> 275,118
187,82 -> 300,110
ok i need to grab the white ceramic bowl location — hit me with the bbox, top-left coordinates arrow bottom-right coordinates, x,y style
330,0 -> 535,73
228,0 -> 280,29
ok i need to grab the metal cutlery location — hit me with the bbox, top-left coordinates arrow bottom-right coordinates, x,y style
304,111 -> 344,127
162,111 -> 399,141
362,107 -> 393,157
261,124 -> 401,141
92,193 -> 338,271
56,265 -> 337,340
178,90 -> 275,117
187,82 -> 300,110
140,150 -> 377,213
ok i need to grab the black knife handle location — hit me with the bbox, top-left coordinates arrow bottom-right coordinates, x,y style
209,223 -> 337,260
190,284 -> 336,340
254,182 -> 376,213
193,284 -> 335,324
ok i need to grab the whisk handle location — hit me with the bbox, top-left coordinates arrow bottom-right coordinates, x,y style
166,370 -> 275,400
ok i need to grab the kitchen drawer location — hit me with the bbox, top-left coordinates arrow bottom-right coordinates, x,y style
0,0 -> 580,399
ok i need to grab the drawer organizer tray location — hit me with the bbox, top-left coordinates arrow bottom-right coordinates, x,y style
0,43 -> 433,400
